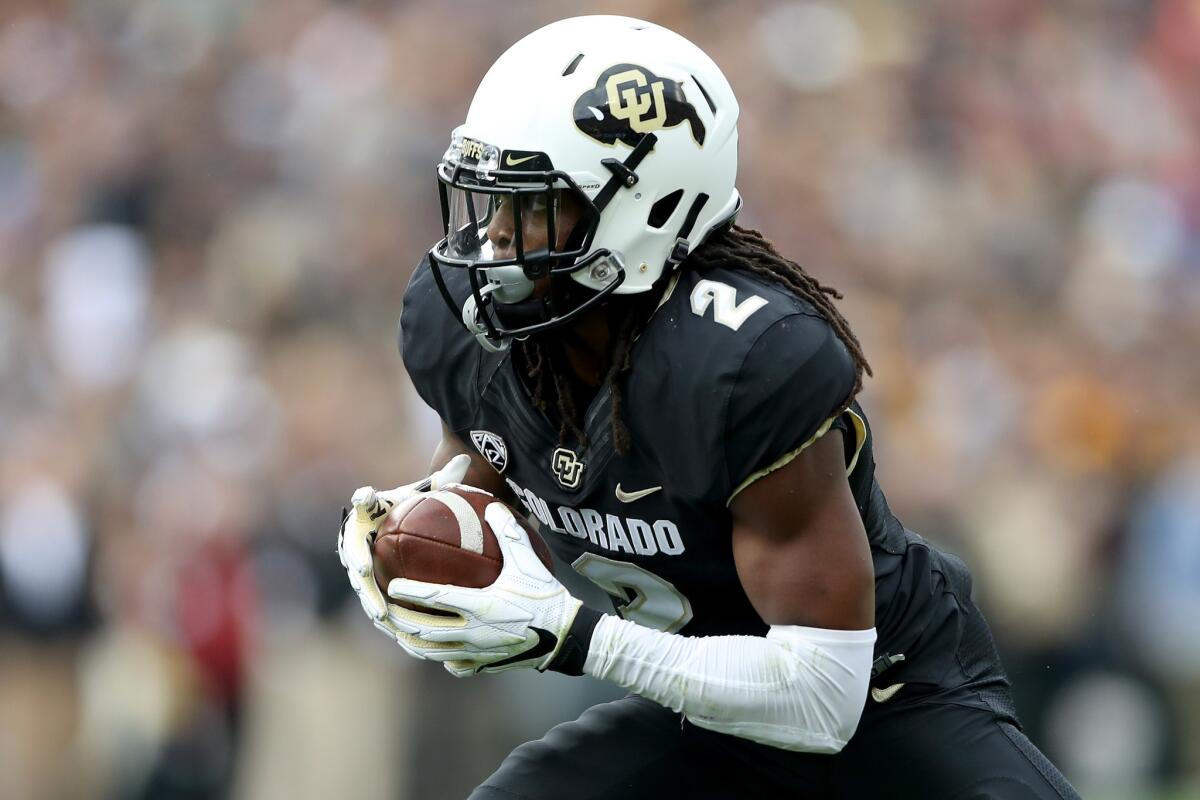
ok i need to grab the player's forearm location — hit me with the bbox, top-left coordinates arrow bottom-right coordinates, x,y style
576,613 -> 875,753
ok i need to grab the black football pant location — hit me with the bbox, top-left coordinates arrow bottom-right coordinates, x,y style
468,692 -> 1080,800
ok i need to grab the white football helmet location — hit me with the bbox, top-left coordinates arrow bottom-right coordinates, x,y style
427,15 -> 741,351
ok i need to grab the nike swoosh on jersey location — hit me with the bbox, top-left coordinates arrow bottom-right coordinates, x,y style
870,683 -> 905,703
615,484 -> 663,503
504,153 -> 538,166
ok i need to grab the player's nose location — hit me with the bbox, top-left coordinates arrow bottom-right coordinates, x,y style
488,207 -> 515,259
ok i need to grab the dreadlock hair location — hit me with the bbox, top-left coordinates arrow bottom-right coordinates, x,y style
514,223 -> 872,456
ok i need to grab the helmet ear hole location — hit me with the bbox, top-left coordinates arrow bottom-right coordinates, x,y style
647,189 -> 684,229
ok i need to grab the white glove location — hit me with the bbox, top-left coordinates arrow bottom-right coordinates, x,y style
337,454 -> 472,623
381,502 -> 584,678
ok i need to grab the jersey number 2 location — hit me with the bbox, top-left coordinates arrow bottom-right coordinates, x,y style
690,279 -> 767,331
571,553 -> 694,633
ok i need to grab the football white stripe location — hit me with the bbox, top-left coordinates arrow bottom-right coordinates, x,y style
426,491 -> 484,554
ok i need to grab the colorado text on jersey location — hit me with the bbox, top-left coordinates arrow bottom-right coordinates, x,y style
506,477 -> 685,556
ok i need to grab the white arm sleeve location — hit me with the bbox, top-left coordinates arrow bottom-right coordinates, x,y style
583,616 -> 876,753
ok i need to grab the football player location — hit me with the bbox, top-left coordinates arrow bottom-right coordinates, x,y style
338,16 -> 1080,799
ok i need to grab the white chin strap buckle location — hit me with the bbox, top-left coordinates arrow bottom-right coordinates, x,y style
461,270 -> 539,353
462,292 -> 508,353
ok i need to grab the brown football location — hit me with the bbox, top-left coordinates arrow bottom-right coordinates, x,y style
372,485 -> 554,609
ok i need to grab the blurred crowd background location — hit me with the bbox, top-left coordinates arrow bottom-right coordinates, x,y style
1,0 -> 1198,798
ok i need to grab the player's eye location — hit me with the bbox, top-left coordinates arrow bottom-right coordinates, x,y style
518,193 -> 550,215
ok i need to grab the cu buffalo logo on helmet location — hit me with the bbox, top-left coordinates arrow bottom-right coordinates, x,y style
574,64 -> 706,147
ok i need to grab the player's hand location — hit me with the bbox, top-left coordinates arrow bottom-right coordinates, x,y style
382,502 -> 583,678
337,454 -> 472,622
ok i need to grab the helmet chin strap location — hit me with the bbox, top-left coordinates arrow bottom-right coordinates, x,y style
493,293 -> 553,331
461,282 -> 561,353
460,264 -> 542,351
463,270 -> 607,352
461,292 -> 507,352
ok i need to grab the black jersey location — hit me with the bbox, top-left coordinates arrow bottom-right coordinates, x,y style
401,256 -> 1013,711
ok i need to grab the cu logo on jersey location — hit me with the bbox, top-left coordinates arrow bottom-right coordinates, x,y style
551,447 -> 586,491
573,64 -> 706,147
470,430 -> 507,474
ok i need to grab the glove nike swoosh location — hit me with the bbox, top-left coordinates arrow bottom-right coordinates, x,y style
484,627 -> 557,670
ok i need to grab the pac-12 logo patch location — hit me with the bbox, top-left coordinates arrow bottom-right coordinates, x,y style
573,64 -> 706,148
551,447 -> 585,491
470,430 -> 508,474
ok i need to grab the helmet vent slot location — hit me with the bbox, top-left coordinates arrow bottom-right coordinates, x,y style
691,74 -> 717,114
647,189 -> 684,229
562,53 -> 585,76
